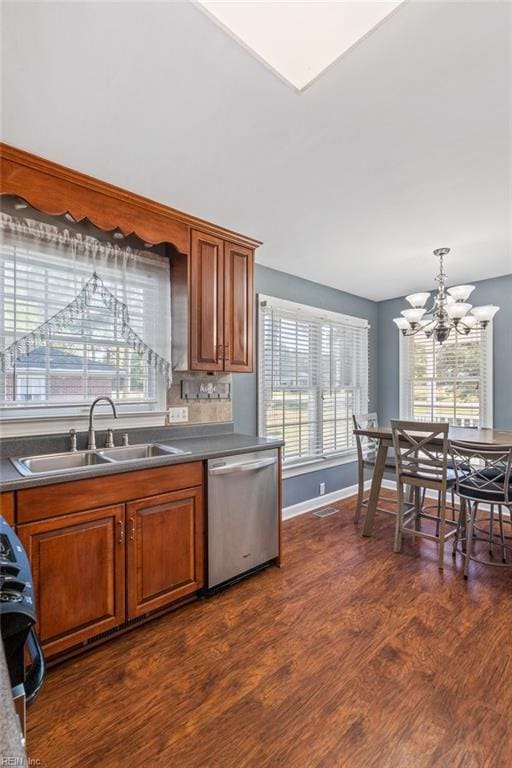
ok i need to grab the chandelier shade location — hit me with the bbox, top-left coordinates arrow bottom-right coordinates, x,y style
405,292 -> 430,308
447,284 -> 475,302
392,248 -> 499,344
471,305 -> 499,323
445,302 -> 471,320
401,307 -> 426,324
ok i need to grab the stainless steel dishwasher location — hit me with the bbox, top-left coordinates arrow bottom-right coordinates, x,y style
207,449 -> 279,589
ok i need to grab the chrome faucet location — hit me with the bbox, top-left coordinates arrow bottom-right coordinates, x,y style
88,396 -> 118,450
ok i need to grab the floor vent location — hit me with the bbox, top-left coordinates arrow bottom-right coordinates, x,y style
86,614 -> 148,646
313,506 -> 338,518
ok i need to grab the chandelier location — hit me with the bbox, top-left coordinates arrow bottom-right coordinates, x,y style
393,247 -> 499,344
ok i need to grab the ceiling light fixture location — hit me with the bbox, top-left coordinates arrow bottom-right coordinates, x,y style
393,248 -> 499,344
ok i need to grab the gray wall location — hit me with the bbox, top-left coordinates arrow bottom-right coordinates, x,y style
234,268 -> 511,509
232,264 -> 378,508
377,274 -> 512,429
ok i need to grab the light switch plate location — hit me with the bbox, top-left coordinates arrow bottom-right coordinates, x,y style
168,406 -> 189,423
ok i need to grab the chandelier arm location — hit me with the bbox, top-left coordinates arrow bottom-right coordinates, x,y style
402,324 -> 431,338
454,322 -> 471,337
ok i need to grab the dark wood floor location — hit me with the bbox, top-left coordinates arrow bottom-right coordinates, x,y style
27,493 -> 512,768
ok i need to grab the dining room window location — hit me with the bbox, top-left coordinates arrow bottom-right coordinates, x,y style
399,324 -> 493,428
258,295 -> 369,466
0,211 -> 172,421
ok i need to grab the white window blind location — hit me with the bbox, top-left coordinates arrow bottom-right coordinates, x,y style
399,325 -> 492,428
0,214 -> 171,419
258,295 -> 369,465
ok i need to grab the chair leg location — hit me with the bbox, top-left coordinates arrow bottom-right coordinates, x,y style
464,502 -> 477,579
498,505 -> 506,563
438,492 -> 447,570
489,504 -> 494,556
453,497 -> 465,558
394,481 -> 405,553
435,492 -> 441,538
354,463 -> 364,524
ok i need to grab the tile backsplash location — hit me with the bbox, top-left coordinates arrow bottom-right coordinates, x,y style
167,371 -> 233,425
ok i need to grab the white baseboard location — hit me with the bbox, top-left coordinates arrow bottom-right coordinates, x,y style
282,480 -> 372,520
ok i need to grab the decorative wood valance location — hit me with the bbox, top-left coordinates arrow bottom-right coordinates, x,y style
0,143 -> 262,253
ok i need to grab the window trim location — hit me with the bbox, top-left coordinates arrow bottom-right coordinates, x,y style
257,294 -> 370,470
398,322 -> 493,429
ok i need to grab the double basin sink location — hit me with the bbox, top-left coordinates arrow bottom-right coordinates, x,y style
11,443 -> 189,477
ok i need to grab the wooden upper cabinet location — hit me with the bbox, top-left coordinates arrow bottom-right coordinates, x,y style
190,230 -> 225,371
0,144 -> 260,375
189,230 -> 255,373
126,487 -> 204,619
17,505 -> 126,657
224,241 -> 254,372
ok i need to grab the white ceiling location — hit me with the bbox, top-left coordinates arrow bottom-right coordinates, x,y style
1,0 -> 511,301
195,0 -> 404,91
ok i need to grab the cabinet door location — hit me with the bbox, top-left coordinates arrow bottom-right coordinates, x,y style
17,505 -> 125,657
224,242 -> 254,372
190,230 -> 224,370
126,486 -> 204,619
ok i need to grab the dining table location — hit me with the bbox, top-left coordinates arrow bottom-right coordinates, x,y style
353,425 -> 512,537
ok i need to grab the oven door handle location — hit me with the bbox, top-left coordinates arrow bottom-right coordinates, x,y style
208,457 -> 277,476
24,627 -> 46,707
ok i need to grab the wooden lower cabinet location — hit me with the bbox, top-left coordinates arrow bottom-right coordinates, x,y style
0,492 -> 15,526
126,486 -> 204,619
17,505 -> 126,657
16,477 -> 205,659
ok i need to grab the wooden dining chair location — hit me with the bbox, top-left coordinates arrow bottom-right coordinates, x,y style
352,413 -> 397,524
391,420 -> 457,569
449,440 -> 512,578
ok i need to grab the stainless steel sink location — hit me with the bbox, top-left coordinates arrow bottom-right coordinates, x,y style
97,444 -> 187,462
11,443 -> 189,476
11,451 -> 112,477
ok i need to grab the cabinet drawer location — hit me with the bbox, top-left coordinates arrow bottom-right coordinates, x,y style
17,462 -> 203,523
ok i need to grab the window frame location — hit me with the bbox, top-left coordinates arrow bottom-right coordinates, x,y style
257,294 -> 370,476
398,323 -> 493,428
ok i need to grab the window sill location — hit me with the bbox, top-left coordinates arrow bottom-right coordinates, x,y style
0,411 -> 169,438
282,452 -> 357,479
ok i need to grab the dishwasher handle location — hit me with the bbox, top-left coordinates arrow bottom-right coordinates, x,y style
208,457 -> 277,476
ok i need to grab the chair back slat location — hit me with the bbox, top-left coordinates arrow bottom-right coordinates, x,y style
352,412 -> 379,463
391,420 -> 449,486
449,440 -> 512,504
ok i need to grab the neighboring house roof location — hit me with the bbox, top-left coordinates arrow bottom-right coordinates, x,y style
14,346 -> 118,373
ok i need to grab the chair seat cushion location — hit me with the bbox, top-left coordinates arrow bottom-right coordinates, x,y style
458,475 -> 511,503
400,467 -> 456,485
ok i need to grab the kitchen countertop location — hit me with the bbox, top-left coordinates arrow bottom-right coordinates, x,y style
0,432 -> 283,492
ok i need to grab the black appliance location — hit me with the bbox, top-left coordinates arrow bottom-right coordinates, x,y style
1,515 -> 45,739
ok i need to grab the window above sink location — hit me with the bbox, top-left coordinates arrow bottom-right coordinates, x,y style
0,198 -> 172,426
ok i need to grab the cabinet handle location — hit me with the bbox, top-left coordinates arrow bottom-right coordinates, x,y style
224,343 -> 230,361
129,517 -> 135,542
117,520 -> 124,545
217,344 -> 223,360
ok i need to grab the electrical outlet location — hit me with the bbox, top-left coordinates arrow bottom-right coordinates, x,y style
168,407 -> 189,424
319,482 -> 326,496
